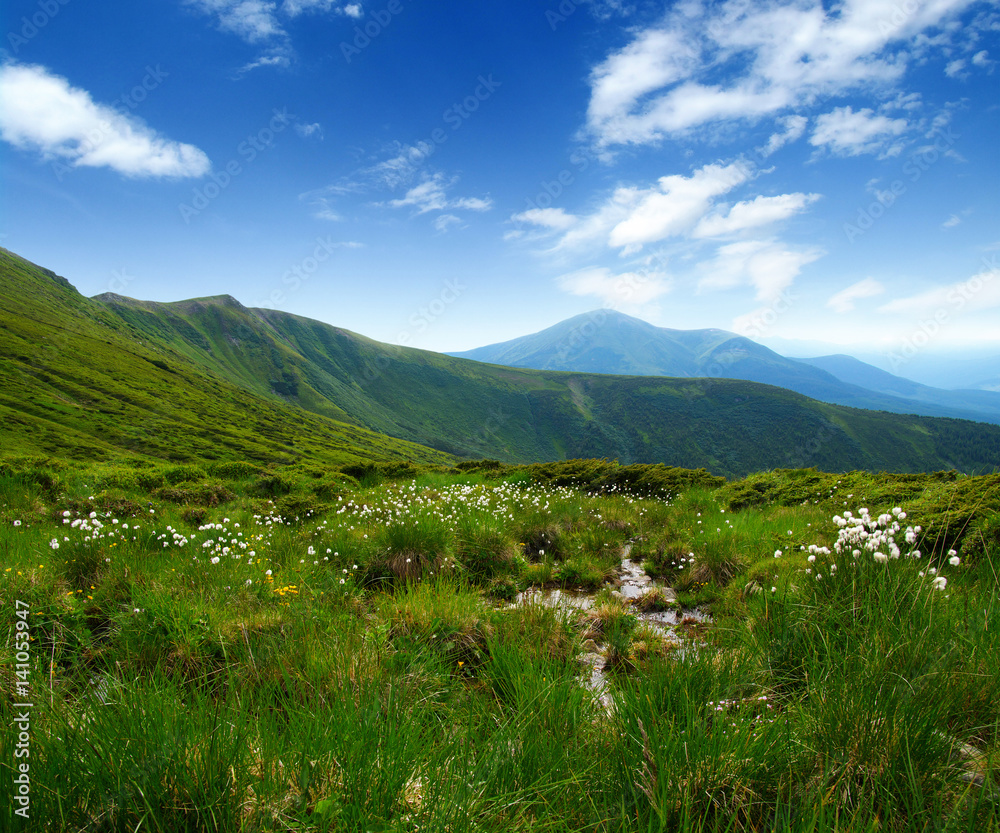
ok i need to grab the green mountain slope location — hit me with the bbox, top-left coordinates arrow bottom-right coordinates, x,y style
87,269 -> 1000,477
0,249 -> 453,468
4,248 -> 1000,477
450,310 -> 1000,424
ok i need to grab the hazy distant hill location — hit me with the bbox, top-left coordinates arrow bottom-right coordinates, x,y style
3,248 -> 1000,477
450,310 -> 1000,425
794,354 -> 1000,423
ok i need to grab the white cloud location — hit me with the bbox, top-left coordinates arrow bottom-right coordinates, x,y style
311,201 -> 341,221
878,268 -> 1000,316
434,214 -> 462,233
0,63 -> 210,178
826,278 -> 885,313
369,141 -> 435,189
971,49 -> 991,68
942,214 -> 962,228
191,0 -> 364,70
699,239 -> 823,301
588,27 -> 701,143
810,106 -> 909,157
945,58 -> 968,77
607,162 -> 752,251
585,0 -> 975,147
235,53 -> 292,76
510,207 -> 578,231
557,266 -> 671,307
453,196 -> 493,212
390,177 -> 448,214
758,114 -> 809,157
189,0 -> 285,43
693,192 -> 820,238
295,122 -> 323,139
282,0 -> 363,16
388,173 -> 492,216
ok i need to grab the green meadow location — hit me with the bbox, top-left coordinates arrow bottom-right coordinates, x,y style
1,457 -> 998,832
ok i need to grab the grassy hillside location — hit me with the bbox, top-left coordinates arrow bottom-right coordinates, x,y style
3,248 -> 1000,477
0,249 -> 453,469
96,286 -> 1000,477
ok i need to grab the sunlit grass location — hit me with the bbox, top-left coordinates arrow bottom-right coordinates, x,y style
0,458 -> 997,831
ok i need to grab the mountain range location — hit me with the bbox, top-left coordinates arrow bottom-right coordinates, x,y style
3,247 -> 999,478
449,310 -> 1000,425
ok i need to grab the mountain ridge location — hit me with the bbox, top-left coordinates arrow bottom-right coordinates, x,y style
3,248 -> 1000,477
449,309 -> 1000,425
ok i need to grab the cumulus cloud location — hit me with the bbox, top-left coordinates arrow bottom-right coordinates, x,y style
810,106 -> 909,157
826,278 -> 885,313
0,62 -> 210,178
608,163 -> 752,251
513,162 -> 755,254
585,0 -> 976,147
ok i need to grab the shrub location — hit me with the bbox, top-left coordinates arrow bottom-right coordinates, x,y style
162,465 -> 207,485
208,460 -> 265,480
153,481 -> 234,506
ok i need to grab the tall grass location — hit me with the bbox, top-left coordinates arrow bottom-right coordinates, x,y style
0,460 -> 997,832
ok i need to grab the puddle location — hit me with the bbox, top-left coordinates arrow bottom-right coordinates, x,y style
511,545 -> 713,707
515,587 -> 594,610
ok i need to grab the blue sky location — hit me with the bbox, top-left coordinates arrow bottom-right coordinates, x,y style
1,0 -> 998,380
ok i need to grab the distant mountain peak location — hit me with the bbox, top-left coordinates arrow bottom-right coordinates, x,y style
450,311 -> 1000,425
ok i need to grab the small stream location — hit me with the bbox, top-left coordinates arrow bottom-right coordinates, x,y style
515,546 -> 711,705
